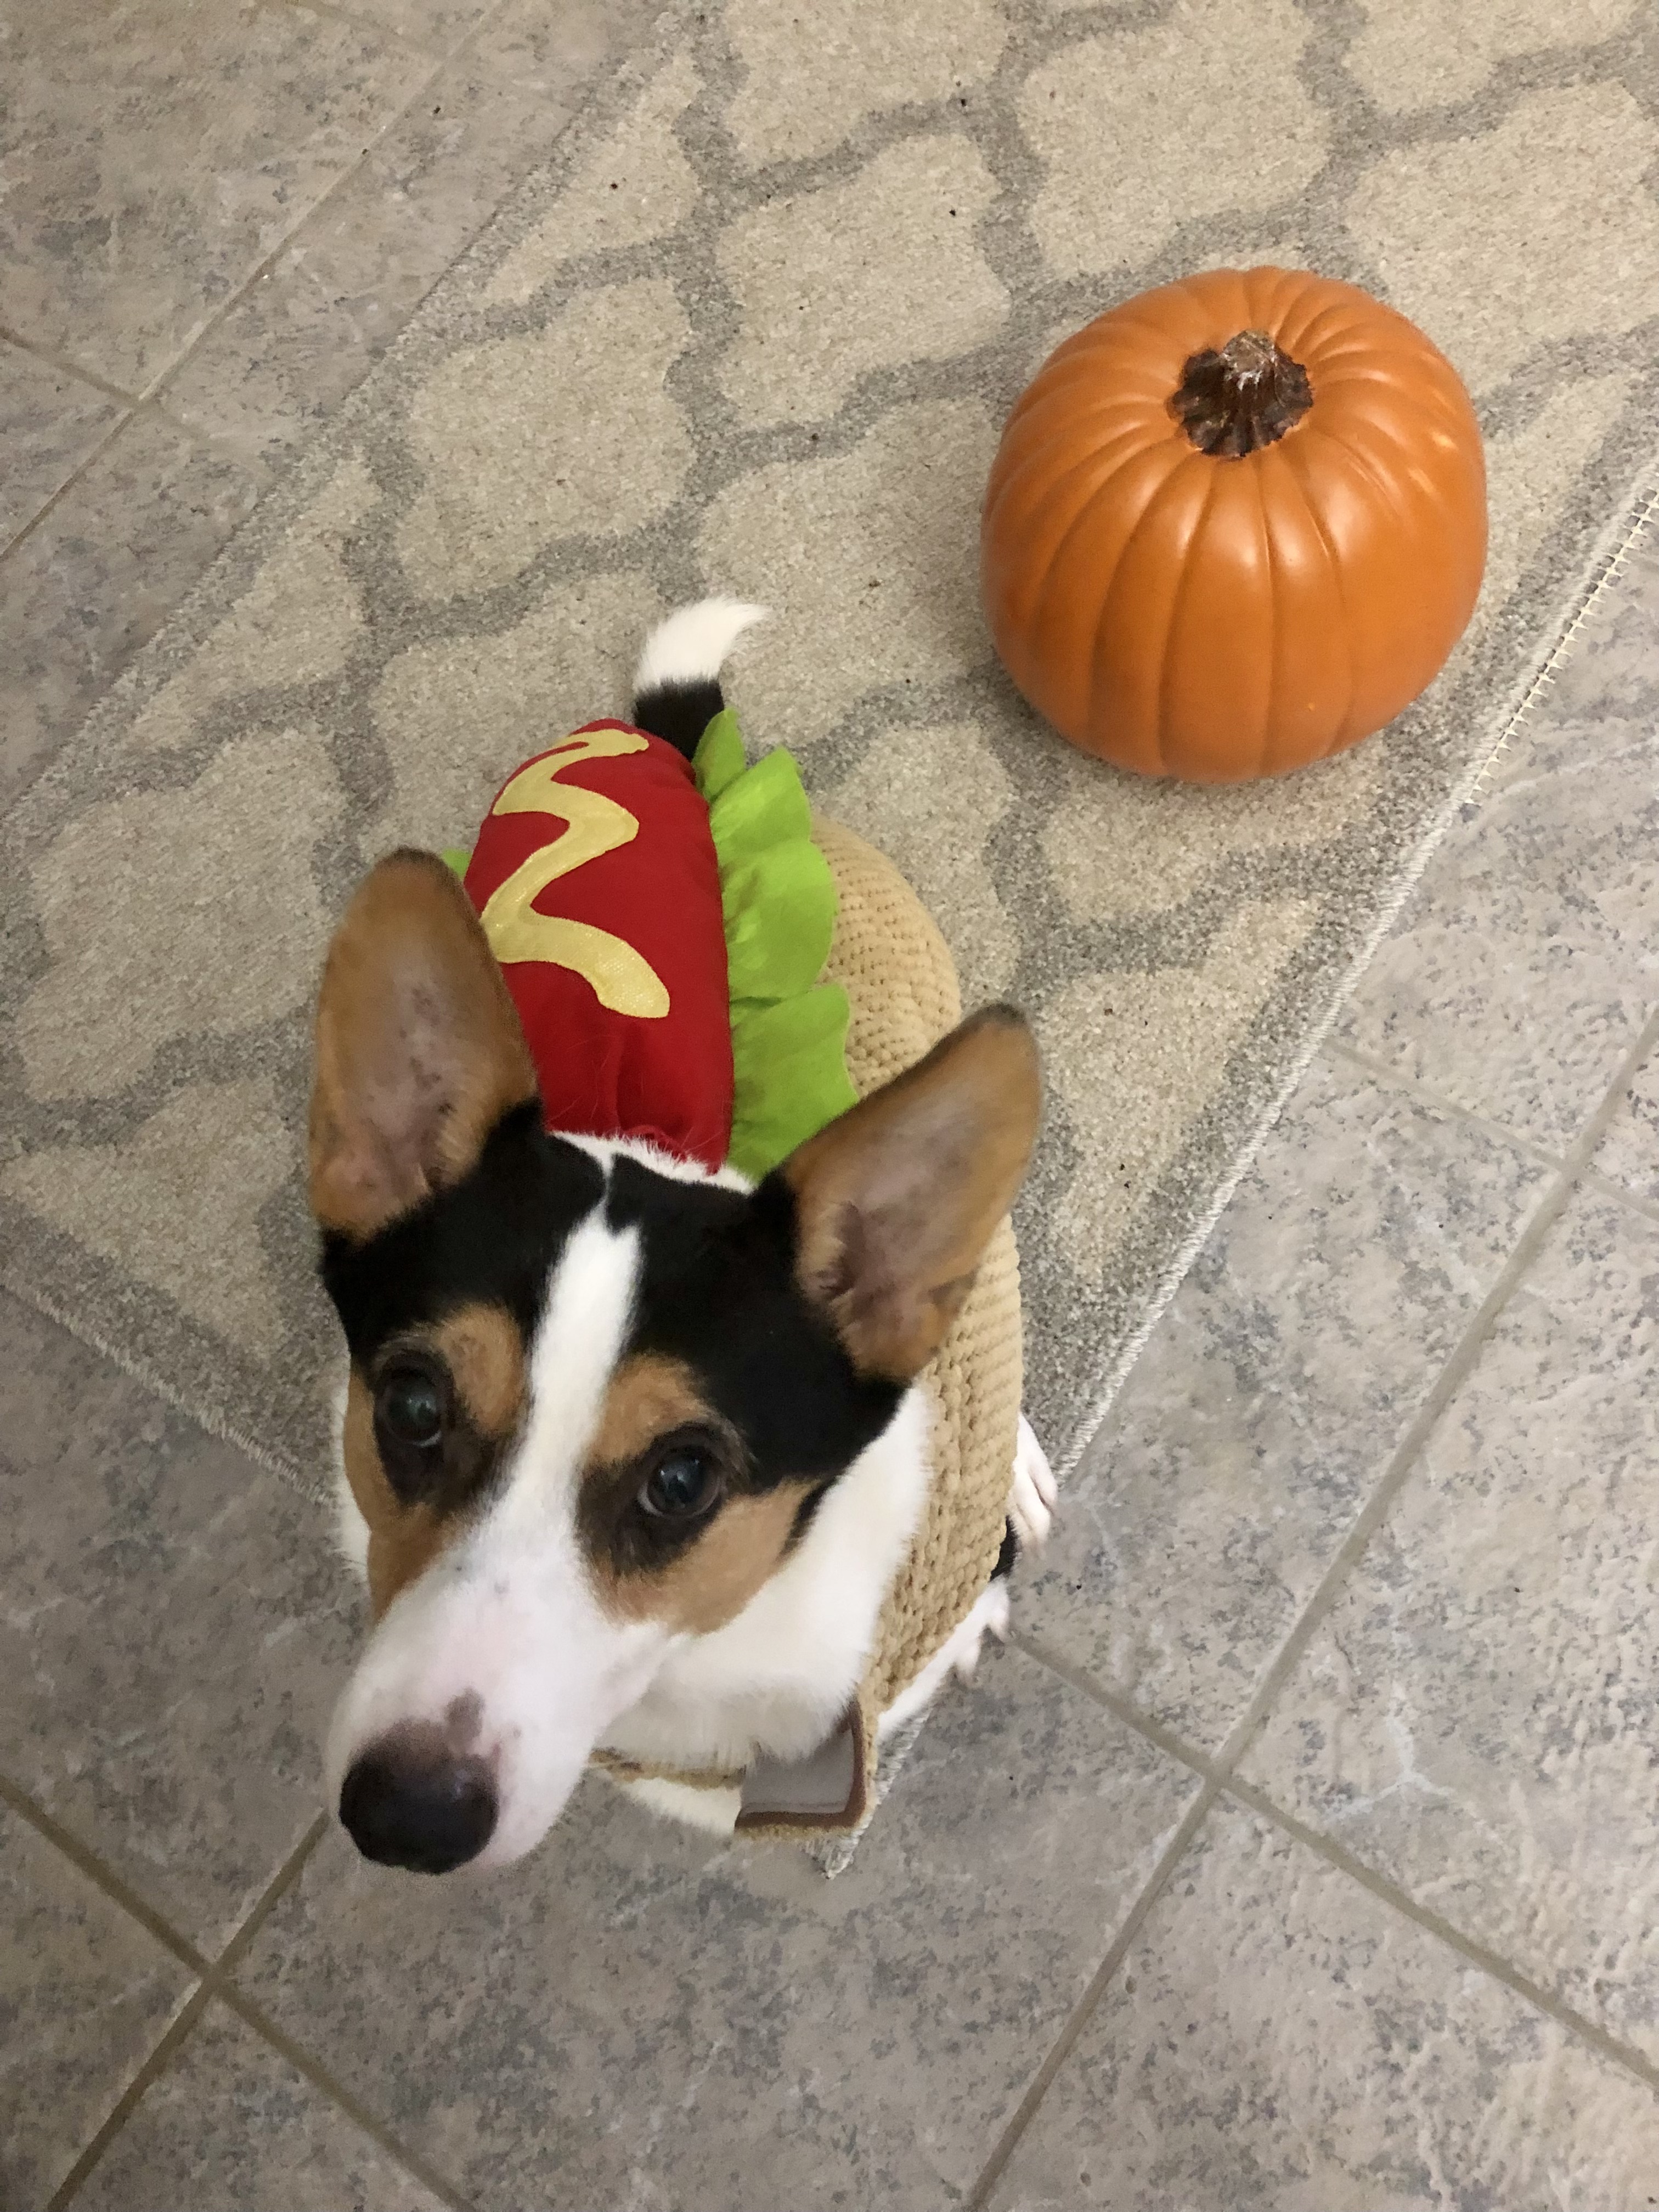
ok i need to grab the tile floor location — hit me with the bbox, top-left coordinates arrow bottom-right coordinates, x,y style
5,3 -> 1659,2205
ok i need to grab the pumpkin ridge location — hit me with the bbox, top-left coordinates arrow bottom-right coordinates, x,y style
1278,434 -> 1358,750
1270,292 -> 1364,360
1003,390 -> 1169,450
979,267 -> 1486,780
1308,416 -> 1426,542
1000,428 -> 1176,584
985,429 -> 1160,614
1152,459 -> 1222,772
1040,442 -> 1195,737
1252,461 -> 1278,780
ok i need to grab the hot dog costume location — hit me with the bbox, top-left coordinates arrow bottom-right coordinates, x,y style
449,711 -> 1023,1843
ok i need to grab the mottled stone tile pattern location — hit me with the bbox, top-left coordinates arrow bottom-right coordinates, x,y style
1243,1184 -> 1659,2061
73,2004 -> 450,2212
0,1802 -> 191,2212
0,407 -> 262,811
1023,1054 -> 1550,1748
0,340 -> 122,549
1338,568 -> 1659,1151
238,1647 -> 1198,2209
990,1804 -> 1659,2211
0,2 -> 430,393
0,1293 -> 359,1951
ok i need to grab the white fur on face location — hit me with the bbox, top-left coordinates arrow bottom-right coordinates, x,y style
323,1205 -> 675,1869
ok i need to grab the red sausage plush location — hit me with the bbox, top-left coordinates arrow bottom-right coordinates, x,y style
462,721 -> 734,1174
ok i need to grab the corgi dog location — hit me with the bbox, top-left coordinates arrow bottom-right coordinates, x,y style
310,602 -> 1053,1874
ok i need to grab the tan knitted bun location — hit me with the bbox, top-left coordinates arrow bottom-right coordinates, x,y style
595,816 -> 1025,1832
812,815 -> 1023,1737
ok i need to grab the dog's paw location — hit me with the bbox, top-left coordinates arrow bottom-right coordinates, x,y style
950,1576 -> 1012,1685
1008,1412 -> 1057,1552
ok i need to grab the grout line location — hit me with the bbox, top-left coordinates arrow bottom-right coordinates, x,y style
1017,1629 -> 1659,2097
1009,1634 -> 1659,2135
45,1983 -> 217,2212
0,323 -> 144,407
1207,1001 -> 1659,1779
33,1795 -> 467,2212
212,1814 -> 331,1979
1579,1161 -> 1659,1234
0,405 -> 139,566
1322,1037 -> 1573,1175
216,1983 -> 479,2211
1011,1630 -> 1214,1785
0,0 -> 518,572
964,1782 -> 1220,2212
0,1771 -> 212,1980
265,0 -> 454,64
975,1005 -> 1659,2191
7,1771 -> 470,2209
1219,1775 -> 1659,2096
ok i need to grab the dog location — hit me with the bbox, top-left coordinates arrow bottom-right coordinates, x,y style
310,601 -> 1054,1874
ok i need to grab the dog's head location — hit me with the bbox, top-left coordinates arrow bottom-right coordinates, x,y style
310,850 -> 1039,1873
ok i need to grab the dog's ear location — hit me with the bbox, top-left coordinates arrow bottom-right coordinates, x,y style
778,1006 -> 1040,1382
309,850 -> 538,1242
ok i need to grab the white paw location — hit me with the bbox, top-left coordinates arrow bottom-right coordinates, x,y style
879,1578 -> 1011,1738
1008,1412 -> 1057,1553
951,1577 -> 1011,1684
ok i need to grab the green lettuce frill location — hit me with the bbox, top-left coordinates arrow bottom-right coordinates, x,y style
442,713 -> 855,1182
692,709 -> 856,1181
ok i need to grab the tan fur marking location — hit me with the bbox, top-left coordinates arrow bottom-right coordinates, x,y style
341,1372 -> 468,1620
600,1484 -> 816,1636
581,1353 -> 815,1637
430,1304 -> 525,1437
785,1007 -> 1041,1380
587,1353 -> 711,1470
309,850 -> 538,1242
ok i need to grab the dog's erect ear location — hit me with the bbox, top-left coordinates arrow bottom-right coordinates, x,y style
309,850 -> 539,1242
778,1006 -> 1040,1383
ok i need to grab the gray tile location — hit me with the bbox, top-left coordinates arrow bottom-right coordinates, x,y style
1337,552 -> 1659,1153
0,407 -> 261,810
989,1800 -> 1659,2212
1594,1037 -> 1659,1206
1242,1183 -> 1659,2064
0,0 -> 431,394
320,0 -> 493,54
0,1801 -> 191,2212
162,0 -> 654,477
75,2001 -> 449,2212
468,0 -> 658,97
1023,1054 -> 1547,1749
0,340 -> 124,549
238,1644 -> 1198,2210
0,1291 -> 360,1953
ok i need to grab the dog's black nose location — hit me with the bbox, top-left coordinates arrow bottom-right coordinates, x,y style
339,1734 -> 496,1874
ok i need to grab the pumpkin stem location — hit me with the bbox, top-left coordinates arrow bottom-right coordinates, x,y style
1171,328 -> 1313,458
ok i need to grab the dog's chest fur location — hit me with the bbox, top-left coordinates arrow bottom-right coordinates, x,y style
596,1388 -> 933,1775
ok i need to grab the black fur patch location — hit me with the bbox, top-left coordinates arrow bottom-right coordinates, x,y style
319,1114 -> 899,1549
319,1103 -> 604,1361
992,1519 -> 1018,1582
607,1156 -> 903,1490
632,676 -> 724,763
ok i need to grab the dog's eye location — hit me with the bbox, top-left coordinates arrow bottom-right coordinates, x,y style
376,1362 -> 445,1454
639,1446 -> 721,1520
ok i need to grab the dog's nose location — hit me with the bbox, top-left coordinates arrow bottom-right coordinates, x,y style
338,1731 -> 496,1874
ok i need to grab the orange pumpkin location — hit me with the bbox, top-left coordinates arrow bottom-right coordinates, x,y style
981,268 -> 1487,782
